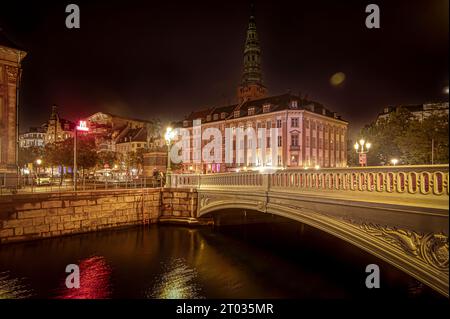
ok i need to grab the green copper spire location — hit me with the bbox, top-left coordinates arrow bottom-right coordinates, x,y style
242,3 -> 263,86
237,2 -> 267,103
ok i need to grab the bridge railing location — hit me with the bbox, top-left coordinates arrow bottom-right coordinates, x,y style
270,165 -> 449,196
171,165 -> 449,197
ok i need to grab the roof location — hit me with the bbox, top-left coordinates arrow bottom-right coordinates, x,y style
115,127 -> 148,144
377,101 -> 449,118
88,111 -> 153,124
177,93 -> 346,126
0,29 -> 25,51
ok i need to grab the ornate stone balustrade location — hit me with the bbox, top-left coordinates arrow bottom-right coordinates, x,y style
172,165 -> 449,197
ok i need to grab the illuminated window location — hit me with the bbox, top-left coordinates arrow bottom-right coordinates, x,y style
291,134 -> 299,146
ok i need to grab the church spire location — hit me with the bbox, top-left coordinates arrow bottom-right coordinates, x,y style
237,3 -> 267,103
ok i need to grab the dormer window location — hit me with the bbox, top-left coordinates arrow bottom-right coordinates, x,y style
183,120 -> 189,127
263,104 -> 271,113
248,107 -> 255,116
221,112 -> 227,119
322,108 -> 326,115
290,100 -> 298,109
213,114 -> 219,120
234,110 -> 240,118
206,115 -> 212,122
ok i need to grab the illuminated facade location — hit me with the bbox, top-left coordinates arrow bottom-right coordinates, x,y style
0,32 -> 26,186
44,105 -> 75,144
176,9 -> 348,173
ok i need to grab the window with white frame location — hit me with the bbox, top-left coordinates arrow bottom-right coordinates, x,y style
291,134 -> 299,146
290,100 -> 298,109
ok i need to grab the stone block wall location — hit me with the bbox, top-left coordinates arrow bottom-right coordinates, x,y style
160,188 -> 198,218
0,188 -> 198,244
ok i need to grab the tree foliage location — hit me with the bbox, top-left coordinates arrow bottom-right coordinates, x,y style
358,108 -> 448,165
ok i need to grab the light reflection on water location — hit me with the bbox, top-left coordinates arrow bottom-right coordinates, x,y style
147,258 -> 204,299
54,256 -> 112,299
0,271 -> 33,299
0,224 -> 443,299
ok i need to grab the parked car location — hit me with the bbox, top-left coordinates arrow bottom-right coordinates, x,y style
35,173 -> 52,186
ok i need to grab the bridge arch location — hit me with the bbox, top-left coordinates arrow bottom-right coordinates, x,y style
198,202 -> 448,297
173,165 -> 449,297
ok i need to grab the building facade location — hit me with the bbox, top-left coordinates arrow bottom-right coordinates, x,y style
44,105 -> 75,144
19,127 -> 46,148
114,127 -> 148,155
174,8 -> 348,174
377,102 -> 449,123
86,112 -> 157,153
0,32 -> 26,186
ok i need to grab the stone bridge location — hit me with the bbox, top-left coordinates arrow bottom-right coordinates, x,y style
171,165 -> 449,297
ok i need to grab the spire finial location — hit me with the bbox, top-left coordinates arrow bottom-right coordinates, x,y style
237,1 -> 268,102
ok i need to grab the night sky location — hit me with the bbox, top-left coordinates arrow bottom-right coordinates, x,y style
0,0 -> 448,136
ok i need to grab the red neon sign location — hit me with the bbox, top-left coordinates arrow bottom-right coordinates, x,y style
76,120 -> 89,132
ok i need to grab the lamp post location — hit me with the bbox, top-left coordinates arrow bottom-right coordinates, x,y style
354,139 -> 371,167
36,159 -> 42,184
164,127 -> 175,188
390,158 -> 399,166
74,120 -> 89,191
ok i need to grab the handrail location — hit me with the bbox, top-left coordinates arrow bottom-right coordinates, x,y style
172,165 -> 449,196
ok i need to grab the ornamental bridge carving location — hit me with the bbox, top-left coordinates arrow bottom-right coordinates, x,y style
170,165 -> 449,296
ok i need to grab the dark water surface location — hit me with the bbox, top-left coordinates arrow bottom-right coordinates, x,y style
0,221 -> 443,299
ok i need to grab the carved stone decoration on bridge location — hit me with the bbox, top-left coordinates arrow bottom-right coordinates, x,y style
359,223 -> 449,273
200,194 -> 210,208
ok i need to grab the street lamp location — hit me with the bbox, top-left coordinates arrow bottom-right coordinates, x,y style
164,127 -> 175,187
391,158 -> 399,166
35,159 -> 42,183
74,120 -> 89,191
354,139 -> 371,167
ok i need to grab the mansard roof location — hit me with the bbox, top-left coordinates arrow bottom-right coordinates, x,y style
177,93 -> 347,127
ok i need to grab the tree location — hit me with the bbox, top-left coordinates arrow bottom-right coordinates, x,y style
96,151 -> 119,169
125,148 -> 146,174
42,135 -> 99,183
18,146 -> 43,168
397,114 -> 449,164
359,108 -> 449,165
76,135 -> 98,175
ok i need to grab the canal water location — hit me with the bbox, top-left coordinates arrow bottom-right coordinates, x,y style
0,220 -> 443,299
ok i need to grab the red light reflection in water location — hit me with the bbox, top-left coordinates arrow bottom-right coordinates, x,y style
55,256 -> 112,299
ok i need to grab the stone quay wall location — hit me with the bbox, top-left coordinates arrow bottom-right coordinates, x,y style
0,188 -> 198,244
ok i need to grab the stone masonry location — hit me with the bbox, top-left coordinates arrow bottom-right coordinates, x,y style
0,187 -> 198,244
